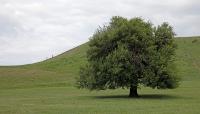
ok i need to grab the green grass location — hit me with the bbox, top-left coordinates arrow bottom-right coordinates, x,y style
0,37 -> 200,114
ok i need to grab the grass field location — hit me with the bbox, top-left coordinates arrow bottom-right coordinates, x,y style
0,37 -> 200,114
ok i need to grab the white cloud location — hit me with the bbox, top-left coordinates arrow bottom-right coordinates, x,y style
0,0 -> 199,65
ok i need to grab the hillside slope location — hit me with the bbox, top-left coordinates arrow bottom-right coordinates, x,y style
0,37 -> 200,89
0,43 -> 89,89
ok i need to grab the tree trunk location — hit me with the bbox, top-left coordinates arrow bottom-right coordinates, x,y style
129,86 -> 139,97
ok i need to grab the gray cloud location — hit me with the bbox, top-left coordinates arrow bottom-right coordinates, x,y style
0,0 -> 200,65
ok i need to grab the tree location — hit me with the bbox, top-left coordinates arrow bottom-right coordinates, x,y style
77,16 -> 179,97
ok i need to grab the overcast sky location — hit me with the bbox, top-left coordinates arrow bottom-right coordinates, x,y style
0,0 -> 199,65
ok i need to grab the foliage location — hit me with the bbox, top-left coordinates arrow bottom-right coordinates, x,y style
77,16 -> 179,95
192,39 -> 198,43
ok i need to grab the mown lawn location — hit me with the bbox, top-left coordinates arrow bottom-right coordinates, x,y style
0,37 -> 200,114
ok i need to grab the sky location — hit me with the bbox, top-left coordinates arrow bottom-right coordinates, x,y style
0,0 -> 200,65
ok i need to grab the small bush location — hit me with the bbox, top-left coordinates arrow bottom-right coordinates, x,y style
192,39 -> 198,43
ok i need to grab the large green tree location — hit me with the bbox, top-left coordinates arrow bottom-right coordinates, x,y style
77,16 -> 179,97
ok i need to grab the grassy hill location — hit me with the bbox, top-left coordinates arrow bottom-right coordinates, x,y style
0,37 -> 200,114
0,43 -> 88,89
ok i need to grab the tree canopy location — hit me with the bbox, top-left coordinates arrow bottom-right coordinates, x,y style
77,16 -> 179,97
